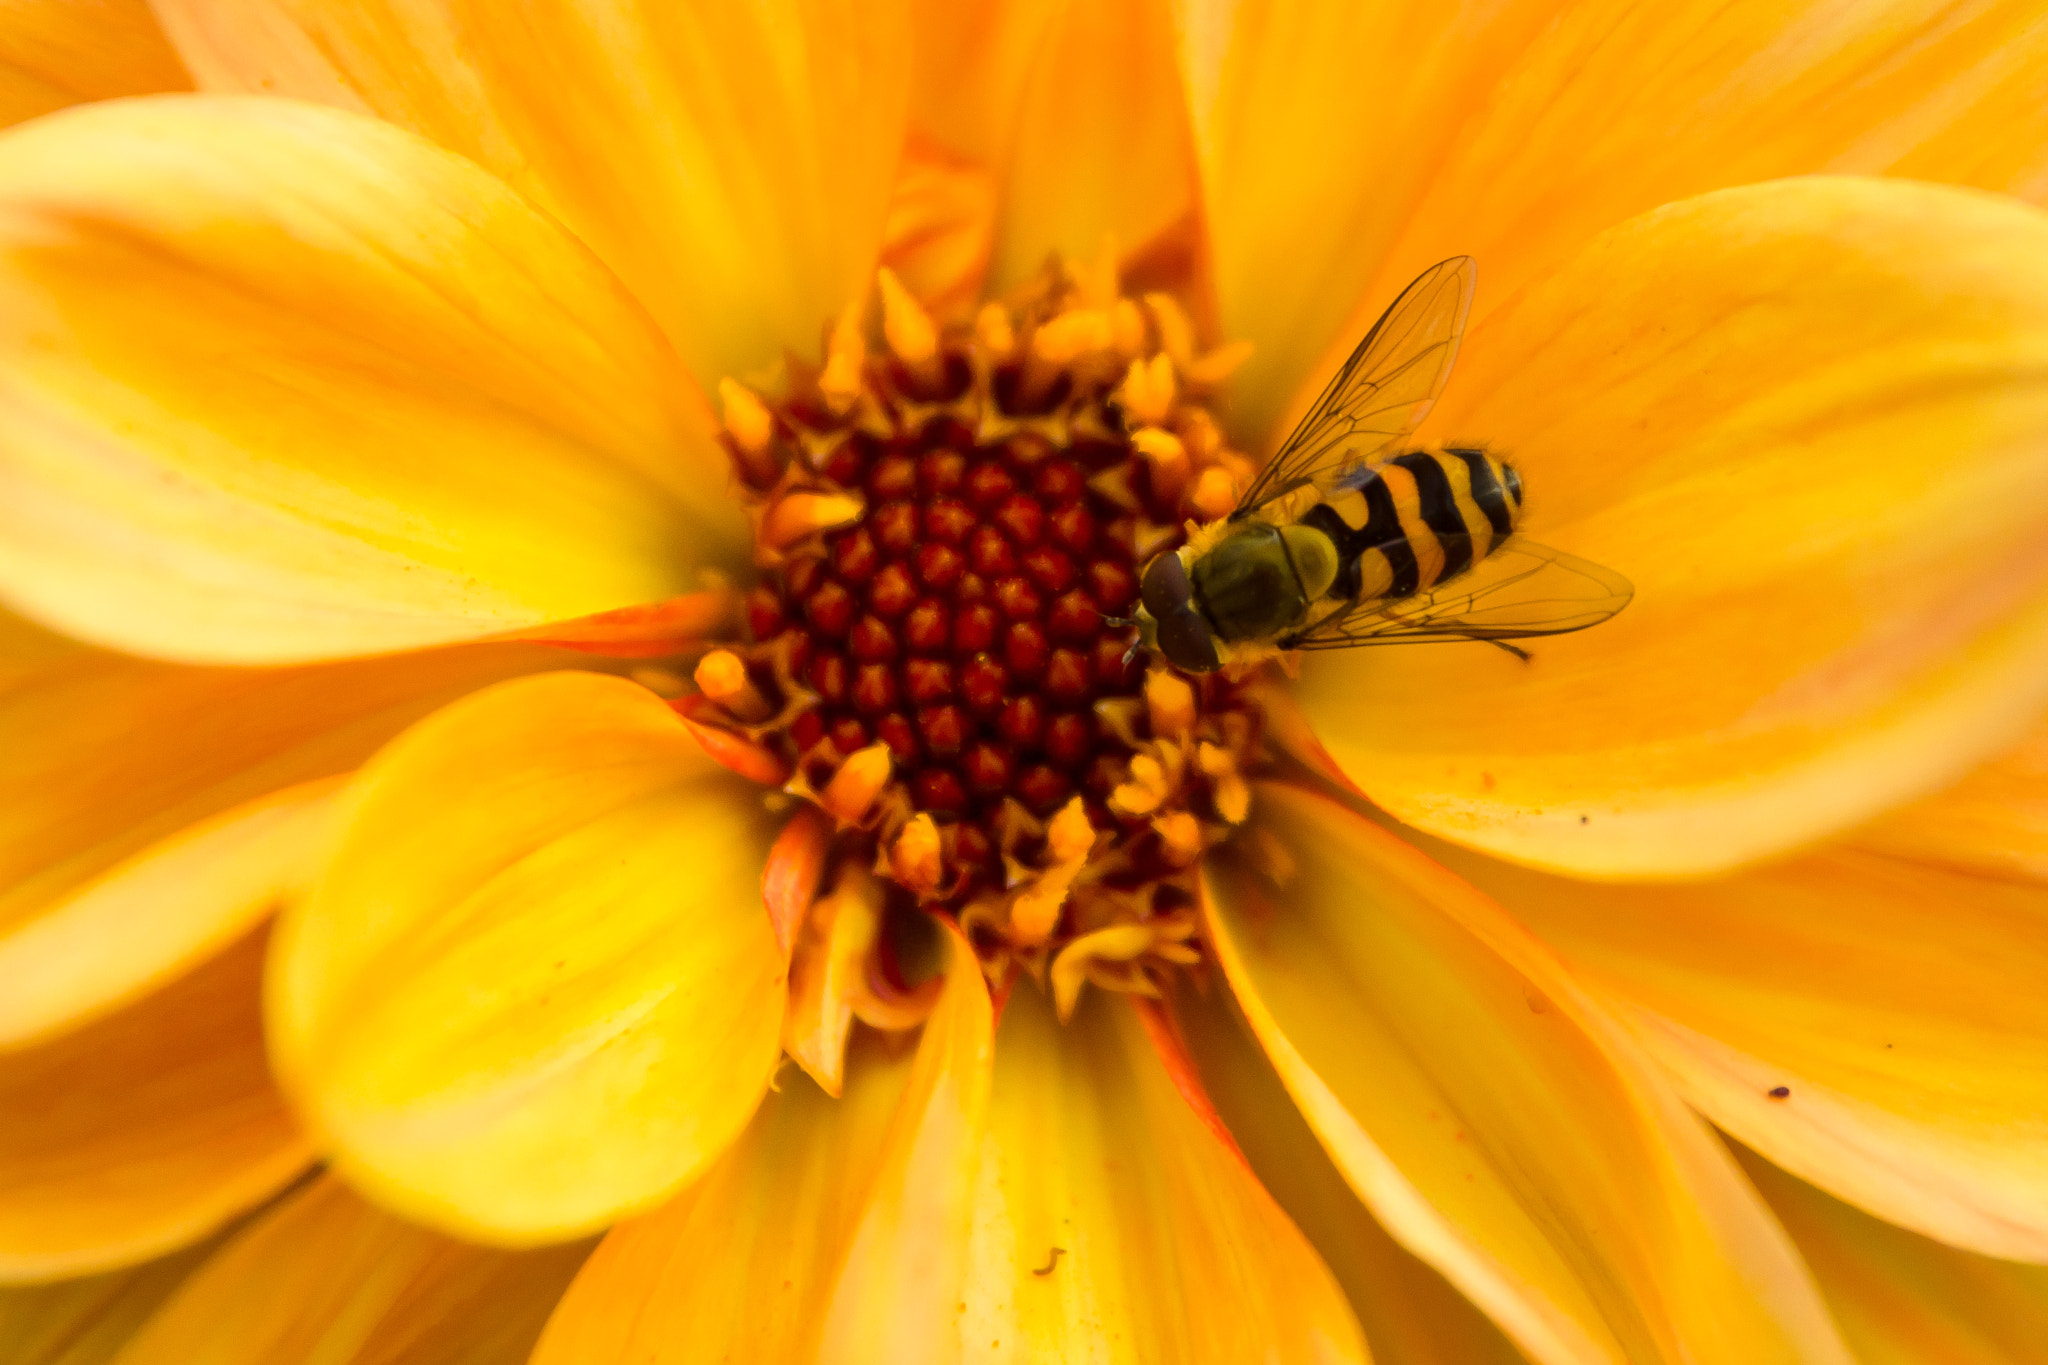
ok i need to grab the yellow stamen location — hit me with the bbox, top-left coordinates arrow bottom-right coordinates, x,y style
1145,668 -> 1197,739
1185,339 -> 1255,388
782,866 -> 883,1096
888,812 -> 943,897
1118,353 -> 1177,427
1130,427 -> 1189,502
974,300 -> 1016,358
818,742 -> 893,823
1198,741 -> 1253,823
1048,912 -> 1199,1021
819,298 -> 867,413
1009,797 -> 1096,945
1032,307 -> 1114,366
1109,753 -> 1170,818
1151,810 -> 1203,867
693,649 -> 771,722
1145,291 -> 1196,368
718,377 -> 775,456
877,266 -> 942,389
1190,466 -> 1238,520
1111,298 -> 1148,359
761,490 -> 864,553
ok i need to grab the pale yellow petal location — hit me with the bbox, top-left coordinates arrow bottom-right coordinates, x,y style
1736,1143 -> 2048,1365
0,95 -> 737,664
1205,782 -> 1847,1365
1177,980 -> 1524,1365
0,928 -> 309,1281
152,0 -> 911,389
1439,837 -> 2048,1261
109,1175 -> 589,1365
0,0 -> 191,129
271,672 -> 785,1243
532,926 -> 993,1365
0,635 -> 576,1046
957,987 -> 1367,1364
1296,178 -> 2048,876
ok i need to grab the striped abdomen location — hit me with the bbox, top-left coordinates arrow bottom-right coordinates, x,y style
1298,449 -> 1523,603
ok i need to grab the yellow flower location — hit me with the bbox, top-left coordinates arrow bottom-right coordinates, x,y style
6,1 -> 2048,1361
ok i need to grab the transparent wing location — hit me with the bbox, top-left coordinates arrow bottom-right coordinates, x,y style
1232,256 -> 1477,520
1282,539 -> 1633,650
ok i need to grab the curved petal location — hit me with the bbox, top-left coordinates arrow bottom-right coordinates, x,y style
0,94 -> 738,665
956,986 -> 1365,1364
0,1234 -> 219,1365
1172,0 -> 1559,438
0,927 -> 310,1282
1853,712 -> 2048,882
270,671 -> 786,1243
1204,783 -> 1848,1365
0,0 -> 191,129
983,0 -> 1196,294
0,634 -> 579,1047
109,1175 -> 589,1365
1438,837 -> 2048,1261
1295,177 -> 2048,876
1334,0 -> 2048,441
532,926 -> 993,1365
1734,1143 -> 2048,1365
151,0 -> 911,389
1176,979 -> 1525,1365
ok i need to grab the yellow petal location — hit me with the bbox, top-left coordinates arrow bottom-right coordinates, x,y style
1334,0 -> 2048,442
0,636 -> 577,1046
153,0 -> 911,390
1734,1143 -> 2048,1365
0,1234 -> 218,1365
271,671 -> 785,1243
1853,712 -> 2048,882
1205,783 -> 1848,1365
959,987 -> 1366,1364
1176,979 -> 1525,1365
532,925 -> 993,1365
110,1175 -> 589,1365
1442,838 -> 2048,1261
0,94 -> 738,665
1174,0 -> 1558,439
0,0 -> 191,129
1295,177 -> 2048,876
983,0 -> 1195,295
0,927 -> 310,1282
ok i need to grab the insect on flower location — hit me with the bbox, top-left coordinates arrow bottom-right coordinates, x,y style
1130,257 -> 1633,673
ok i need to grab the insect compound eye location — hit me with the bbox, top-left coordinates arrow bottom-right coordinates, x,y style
1156,605 -> 1221,674
1139,551 -> 1193,620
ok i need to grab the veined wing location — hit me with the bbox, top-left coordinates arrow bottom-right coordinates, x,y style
1281,539 -> 1633,650
1232,256 -> 1477,520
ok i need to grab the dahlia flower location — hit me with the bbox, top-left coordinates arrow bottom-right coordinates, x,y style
5,1 -> 2048,1362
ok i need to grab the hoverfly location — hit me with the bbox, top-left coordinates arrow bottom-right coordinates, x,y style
1131,256 -> 1632,674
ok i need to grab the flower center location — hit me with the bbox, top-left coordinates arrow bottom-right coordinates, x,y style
692,261 -> 1264,1003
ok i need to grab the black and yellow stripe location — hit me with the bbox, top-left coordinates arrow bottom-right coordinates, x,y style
1299,448 -> 1522,605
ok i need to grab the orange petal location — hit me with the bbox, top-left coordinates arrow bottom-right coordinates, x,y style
955,985 -> 1366,1364
153,0 -> 911,391
1176,978 -> 1527,1365
1205,782 -> 1848,1365
0,927 -> 310,1281
0,95 -> 737,665
1295,177 -> 2048,876
531,925 -> 993,1365
0,1233 -> 219,1364
1337,0 -> 2048,442
0,0 -> 191,129
1219,0 -> 2048,455
111,1175 -> 589,1364
1441,837 -> 2048,1261
982,0 -> 1196,295
0,635 -> 577,1046
271,672 -> 786,1243
1734,1143 -> 2048,1365
1174,0 -> 1559,439
1853,711 -> 2048,882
